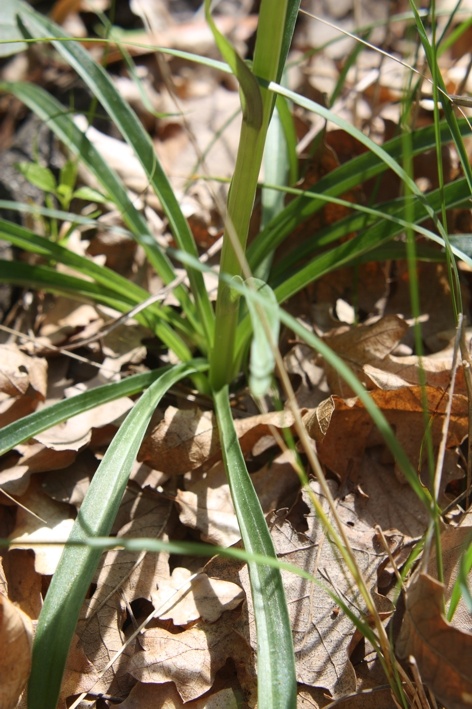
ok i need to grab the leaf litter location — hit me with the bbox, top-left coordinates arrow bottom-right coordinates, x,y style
1,1 -> 472,708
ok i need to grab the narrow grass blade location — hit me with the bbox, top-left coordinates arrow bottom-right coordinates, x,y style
0,80 -> 181,296
272,177 -> 472,303
213,387 -> 296,709
204,0 -> 262,127
27,360 -> 201,709
16,4 -> 214,346
0,363 -> 204,456
2,533 -> 315,585
0,215 -> 199,346
247,119 -> 471,269
409,0 -> 472,193
0,216 -> 156,306
0,259 -> 194,360
245,278 -> 280,398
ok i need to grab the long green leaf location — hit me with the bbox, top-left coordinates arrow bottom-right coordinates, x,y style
0,259 -> 194,360
0,364 -> 208,456
0,216 -> 201,347
0,217 -> 155,306
269,176 -> 472,285
273,179 -> 471,303
248,119 -> 471,269
245,278 -> 280,398
0,81 -> 184,299
16,4 -> 214,347
27,360 -> 201,709
213,387 -> 296,709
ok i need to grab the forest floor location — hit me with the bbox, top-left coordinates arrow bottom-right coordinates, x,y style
1,1 -> 472,707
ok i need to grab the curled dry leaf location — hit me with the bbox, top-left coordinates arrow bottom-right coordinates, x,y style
396,573 -> 472,709
0,593 -> 33,709
152,567 -> 244,625
0,344 -> 47,427
304,385 -> 468,481
139,406 -> 295,474
323,314 -> 466,395
0,441 -> 77,496
36,298 -> 101,348
34,393 -> 134,452
323,314 -> 409,396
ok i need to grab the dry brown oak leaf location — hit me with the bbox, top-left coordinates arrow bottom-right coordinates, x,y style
304,385 -> 468,481
396,573 -> 472,709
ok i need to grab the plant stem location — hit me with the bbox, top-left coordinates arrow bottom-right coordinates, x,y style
209,0 -> 299,390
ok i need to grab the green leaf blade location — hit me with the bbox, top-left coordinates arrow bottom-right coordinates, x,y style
245,277 -> 280,398
213,387 -> 296,709
27,360 -> 203,709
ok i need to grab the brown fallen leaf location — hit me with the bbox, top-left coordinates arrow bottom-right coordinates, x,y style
35,297 -> 101,348
128,610 -> 251,703
119,679 -> 243,709
1,549 -> 42,619
151,567 -> 244,625
323,314 -> 466,396
8,478 -> 75,575
176,453 -> 300,546
433,526 -> 472,633
0,593 -> 33,709
323,314 -> 409,396
0,344 -> 47,427
34,391 -> 133,452
206,479 -> 391,699
396,573 -> 472,709
176,464 -> 240,546
0,441 -> 77,496
139,406 -> 295,474
61,495 -> 174,701
304,385 -> 468,482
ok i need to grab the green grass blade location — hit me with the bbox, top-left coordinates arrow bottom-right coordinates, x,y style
213,386 -> 296,709
204,0 -> 262,127
272,178 -> 471,302
27,360 -> 201,709
245,278 -> 280,398
247,119 -> 471,269
234,177 -> 471,360
0,216 -> 154,305
0,80 -> 183,294
0,364 -> 206,456
408,0 -> 472,194
0,259 -> 134,309
0,259 -> 194,360
0,215 -> 200,345
3,534 -> 316,581
16,4 -> 214,346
